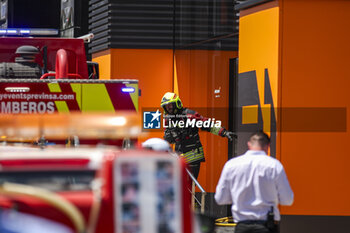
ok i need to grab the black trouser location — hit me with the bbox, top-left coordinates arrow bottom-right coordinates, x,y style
188,163 -> 201,179
235,221 -> 279,233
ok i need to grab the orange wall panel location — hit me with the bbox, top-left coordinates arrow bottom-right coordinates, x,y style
110,49 -> 173,108
112,49 -> 173,140
238,6 -> 280,140
175,50 -> 237,192
280,0 -> 350,216
92,50 -> 111,80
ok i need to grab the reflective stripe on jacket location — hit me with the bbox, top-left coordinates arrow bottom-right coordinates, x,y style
181,146 -> 204,164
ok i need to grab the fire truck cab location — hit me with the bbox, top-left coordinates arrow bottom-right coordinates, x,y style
0,37 -> 138,114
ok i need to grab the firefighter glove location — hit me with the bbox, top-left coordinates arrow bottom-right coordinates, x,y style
222,131 -> 236,141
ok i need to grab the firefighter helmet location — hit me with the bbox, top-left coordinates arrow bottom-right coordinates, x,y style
161,92 -> 183,114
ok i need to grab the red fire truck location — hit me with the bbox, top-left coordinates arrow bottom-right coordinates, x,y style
0,113 -> 193,233
0,36 -> 195,233
0,37 -> 200,233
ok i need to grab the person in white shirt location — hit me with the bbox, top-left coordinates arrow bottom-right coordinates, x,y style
214,131 -> 294,233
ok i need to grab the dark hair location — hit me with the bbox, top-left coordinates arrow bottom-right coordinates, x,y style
249,131 -> 270,147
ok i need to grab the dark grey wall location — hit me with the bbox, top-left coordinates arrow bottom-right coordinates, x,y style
281,215 -> 350,233
88,0 -> 238,53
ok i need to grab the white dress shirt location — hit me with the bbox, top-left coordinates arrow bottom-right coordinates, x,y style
215,150 -> 294,222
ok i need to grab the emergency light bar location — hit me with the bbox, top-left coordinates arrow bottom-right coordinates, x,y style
121,87 -> 135,93
0,28 -> 59,36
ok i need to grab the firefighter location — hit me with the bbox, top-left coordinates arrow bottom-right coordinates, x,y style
161,92 -> 235,179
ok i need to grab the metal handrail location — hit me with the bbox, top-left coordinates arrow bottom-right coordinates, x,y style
186,168 -> 205,193
186,168 -> 206,213
169,152 -> 207,213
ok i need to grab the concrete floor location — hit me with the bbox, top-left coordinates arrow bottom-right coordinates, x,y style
215,226 -> 235,233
